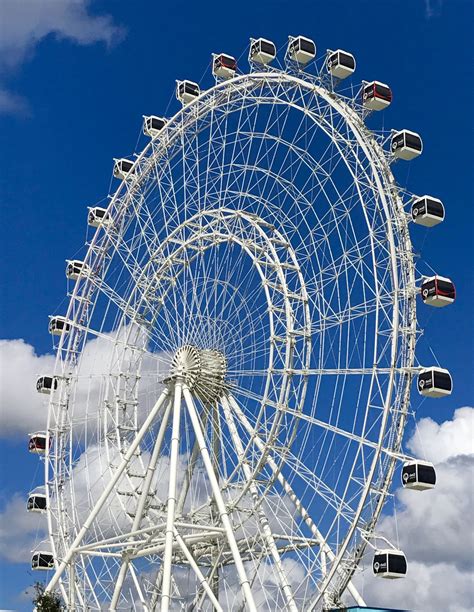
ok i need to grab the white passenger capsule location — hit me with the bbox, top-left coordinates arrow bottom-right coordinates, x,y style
287,36 -> 316,65
176,80 -> 200,105
420,275 -> 456,307
88,206 -> 111,228
48,316 -> 71,336
213,54 -> 237,79
418,367 -> 453,398
249,38 -> 276,65
411,196 -> 445,227
31,551 -> 54,571
113,158 -> 136,180
27,492 -> 48,512
36,376 -> 57,394
373,549 -> 407,579
143,115 -> 166,138
326,49 -> 356,79
363,81 -> 392,110
28,432 -> 49,454
391,129 -> 423,160
66,259 -> 89,281
402,460 -> 436,490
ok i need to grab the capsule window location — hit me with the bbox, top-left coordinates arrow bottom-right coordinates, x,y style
36,376 -> 58,394
249,38 -> 276,65
411,196 -> 445,227
88,207 -> 111,228
27,494 -> 47,512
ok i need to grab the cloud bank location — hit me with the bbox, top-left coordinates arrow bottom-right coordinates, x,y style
0,0 -> 124,114
359,407 -> 474,612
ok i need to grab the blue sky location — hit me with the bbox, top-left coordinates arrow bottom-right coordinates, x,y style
0,0 -> 472,610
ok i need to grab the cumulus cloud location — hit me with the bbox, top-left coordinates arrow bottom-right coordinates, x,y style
0,338 -> 56,436
407,406 -> 474,462
0,332 -> 168,437
0,0 -> 124,114
359,407 -> 474,612
0,494 -> 48,563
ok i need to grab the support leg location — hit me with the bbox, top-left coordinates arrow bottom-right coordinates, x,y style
161,382 -> 183,612
182,385 -> 257,612
46,388 -> 171,594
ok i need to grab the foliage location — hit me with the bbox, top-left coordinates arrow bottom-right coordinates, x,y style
31,582 -> 64,611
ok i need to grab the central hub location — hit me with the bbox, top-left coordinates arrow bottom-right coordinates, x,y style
170,345 -> 227,403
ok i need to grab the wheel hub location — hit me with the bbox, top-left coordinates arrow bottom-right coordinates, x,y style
170,344 -> 227,403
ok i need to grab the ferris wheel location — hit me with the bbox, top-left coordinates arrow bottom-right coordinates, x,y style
27,35 -> 456,610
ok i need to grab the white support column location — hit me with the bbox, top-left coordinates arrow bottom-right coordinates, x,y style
182,385 -> 257,612
220,395 -> 298,612
227,393 -> 366,608
161,381 -> 183,612
46,387 -> 171,594
173,527 -> 223,612
110,396 -> 173,610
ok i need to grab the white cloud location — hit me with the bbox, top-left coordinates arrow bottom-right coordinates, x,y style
0,339 -> 56,436
0,494 -> 47,563
407,406 -> 474,462
358,407 -> 474,612
0,0 -> 124,114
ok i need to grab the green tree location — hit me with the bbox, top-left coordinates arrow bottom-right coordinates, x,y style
31,582 -> 64,611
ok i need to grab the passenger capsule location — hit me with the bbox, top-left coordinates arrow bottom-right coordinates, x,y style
31,551 -> 54,571
287,36 -> 316,65
402,460 -> 436,490
420,275 -> 456,307
88,206 -> 111,228
66,260 -> 89,281
411,196 -> 445,227
143,115 -> 166,138
213,54 -> 237,79
249,38 -> 276,65
28,432 -> 48,454
391,129 -> 423,160
363,81 -> 392,110
327,49 -> 356,79
176,80 -> 200,105
113,158 -> 136,180
373,549 -> 407,579
418,367 -> 453,398
36,376 -> 57,395
49,316 -> 71,336
27,492 -> 47,512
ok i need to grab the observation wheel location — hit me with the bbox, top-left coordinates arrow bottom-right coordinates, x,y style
29,36 -> 454,611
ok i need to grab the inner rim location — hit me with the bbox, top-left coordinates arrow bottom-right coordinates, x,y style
170,344 -> 228,403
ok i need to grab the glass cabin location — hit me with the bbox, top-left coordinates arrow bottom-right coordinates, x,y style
66,260 -> 88,281
287,36 -> 316,65
373,549 -> 407,579
49,316 -> 71,336
420,275 -> 456,307
143,115 -> 166,138
411,195 -> 445,227
113,158 -> 136,180
27,492 -> 47,512
363,81 -> 392,111
176,80 -> 200,105
36,376 -> 57,394
88,206 -> 111,228
213,54 -> 237,79
391,129 -> 423,160
402,460 -> 436,491
31,551 -> 54,571
418,367 -> 453,398
28,432 -> 48,454
327,49 -> 356,79
249,38 -> 276,65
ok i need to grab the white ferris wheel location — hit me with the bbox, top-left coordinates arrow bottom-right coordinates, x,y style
28,35 -> 455,611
